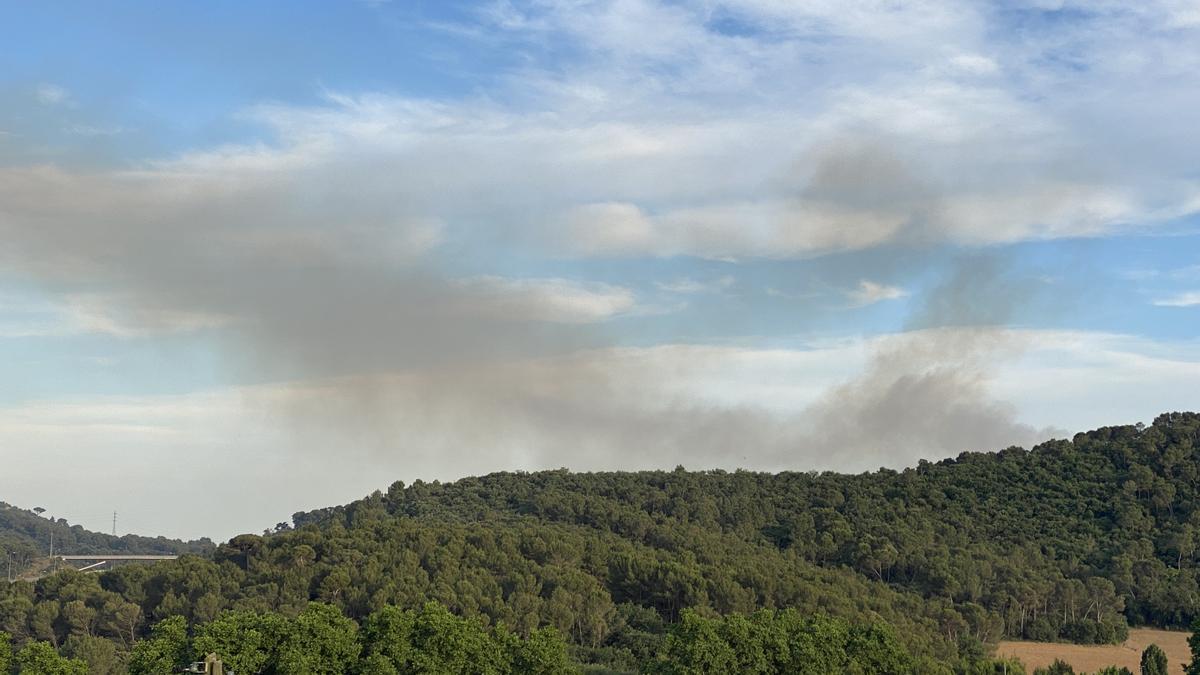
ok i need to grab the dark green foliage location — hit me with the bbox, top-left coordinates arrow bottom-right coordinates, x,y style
510,625 -> 576,674
952,636 -> 1026,674
969,657 -> 1026,675
135,603 -> 572,675
645,609 -> 914,675
279,602 -> 361,674
1140,643 -> 1168,675
62,634 -> 124,675
0,631 -> 10,674
1033,660 -> 1075,675
1095,667 -> 1133,675
360,598 -> 535,672
12,640 -> 88,675
360,601 -> 571,674
1187,617 -> 1200,675
2,412 -> 1200,671
187,602 -> 365,675
645,610 -> 737,674
127,615 -> 189,675
192,609 -> 291,674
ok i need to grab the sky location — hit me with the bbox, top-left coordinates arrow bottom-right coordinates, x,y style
2,0 -> 1199,541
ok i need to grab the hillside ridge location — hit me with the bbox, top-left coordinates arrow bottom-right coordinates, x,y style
4,412 -> 1198,672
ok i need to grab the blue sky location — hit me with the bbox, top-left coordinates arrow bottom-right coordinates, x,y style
2,0 -> 1199,539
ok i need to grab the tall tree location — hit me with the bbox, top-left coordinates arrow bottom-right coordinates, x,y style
1187,617 -> 1200,675
1140,643 -> 1168,675
127,616 -> 189,675
13,641 -> 88,675
0,631 -> 11,674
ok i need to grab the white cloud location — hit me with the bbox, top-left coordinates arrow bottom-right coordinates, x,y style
35,83 -> 70,106
1154,291 -> 1200,307
7,1 -> 1199,266
945,53 -> 1000,76
655,275 -> 735,294
0,291 -> 228,338
62,293 -> 232,337
562,202 -> 658,255
847,280 -> 909,307
455,276 -> 638,323
559,198 -> 913,259
765,286 -> 820,300
63,124 -> 128,137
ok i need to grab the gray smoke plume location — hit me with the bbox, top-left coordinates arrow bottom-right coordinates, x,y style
265,253 -> 1061,478
0,146 -> 1060,495
791,252 -> 1062,470
0,165 -> 605,379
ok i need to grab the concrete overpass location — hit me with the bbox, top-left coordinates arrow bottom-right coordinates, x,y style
56,554 -> 179,571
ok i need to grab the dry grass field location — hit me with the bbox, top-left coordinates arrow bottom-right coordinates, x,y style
997,628 -> 1191,674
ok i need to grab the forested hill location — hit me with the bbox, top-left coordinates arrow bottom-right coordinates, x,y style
0,502 -> 213,573
2,413 -> 1199,673
286,411 -> 1200,641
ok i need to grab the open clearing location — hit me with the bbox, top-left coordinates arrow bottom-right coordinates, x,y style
997,628 -> 1190,674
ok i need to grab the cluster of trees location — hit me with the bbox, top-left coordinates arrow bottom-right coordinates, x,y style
0,600 -> 573,674
0,412 -> 1198,672
0,602 -> 939,674
0,633 -> 88,674
644,609 -> 917,674
301,411 -> 1197,644
126,601 -> 572,675
6,609 -> 1200,674
0,528 -> 970,671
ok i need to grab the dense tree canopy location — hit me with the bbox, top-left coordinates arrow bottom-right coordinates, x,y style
2,412 -> 1200,672
644,609 -> 915,675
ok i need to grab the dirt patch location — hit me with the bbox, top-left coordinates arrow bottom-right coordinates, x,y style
997,628 -> 1191,674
